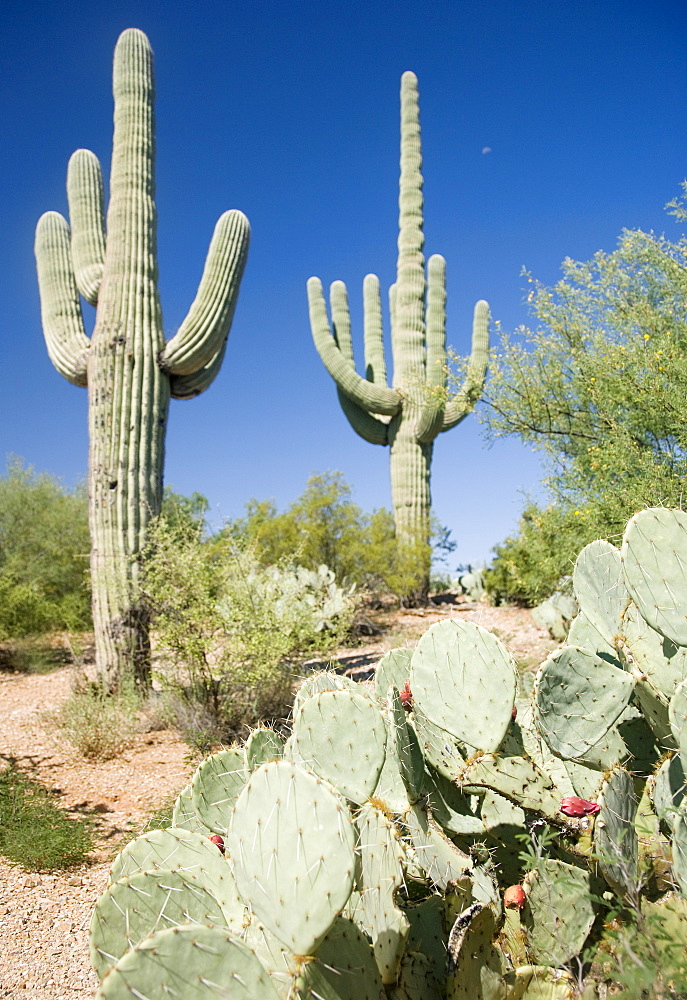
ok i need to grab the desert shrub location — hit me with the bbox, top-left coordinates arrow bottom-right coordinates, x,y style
0,458 -> 90,637
484,501 -> 598,606
142,517 -> 357,744
0,760 -> 95,870
46,679 -> 141,760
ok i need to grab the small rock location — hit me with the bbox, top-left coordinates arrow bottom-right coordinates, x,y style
66,876 -> 84,886
54,920 -> 73,934
20,877 -> 41,888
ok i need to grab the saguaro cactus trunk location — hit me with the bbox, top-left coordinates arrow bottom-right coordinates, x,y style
308,72 -> 489,604
35,29 -> 250,690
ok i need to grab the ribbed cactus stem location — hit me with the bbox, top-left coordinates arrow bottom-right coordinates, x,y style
86,29 -> 167,685
307,70 -> 489,604
36,29 -> 250,688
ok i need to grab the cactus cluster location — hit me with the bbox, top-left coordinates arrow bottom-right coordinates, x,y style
91,506 -> 687,998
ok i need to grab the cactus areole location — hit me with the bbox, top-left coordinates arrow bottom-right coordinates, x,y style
307,72 -> 489,604
35,29 -> 250,689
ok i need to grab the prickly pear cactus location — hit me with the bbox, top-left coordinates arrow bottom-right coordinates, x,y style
93,506 -> 687,998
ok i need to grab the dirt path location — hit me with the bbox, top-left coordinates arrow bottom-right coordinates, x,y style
0,601 -> 556,999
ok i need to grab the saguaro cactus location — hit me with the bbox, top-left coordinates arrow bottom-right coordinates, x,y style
35,29 -> 250,689
307,72 -> 489,603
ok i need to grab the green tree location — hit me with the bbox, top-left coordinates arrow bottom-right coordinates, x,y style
476,225 -> 687,599
0,458 -> 91,636
221,471 -> 453,602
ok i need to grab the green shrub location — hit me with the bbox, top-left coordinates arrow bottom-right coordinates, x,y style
0,761 -> 94,870
142,517 -> 358,743
484,501 -> 598,605
0,458 -> 90,638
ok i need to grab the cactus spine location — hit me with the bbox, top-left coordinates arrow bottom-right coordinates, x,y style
308,72 -> 489,603
35,29 -> 250,689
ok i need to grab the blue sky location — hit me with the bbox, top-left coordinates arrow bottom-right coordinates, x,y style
2,0 -> 686,566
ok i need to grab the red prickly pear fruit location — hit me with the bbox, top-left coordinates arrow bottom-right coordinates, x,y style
559,796 -> 601,817
209,834 -> 225,854
504,885 -> 526,909
399,680 -> 413,710
511,705 -> 518,720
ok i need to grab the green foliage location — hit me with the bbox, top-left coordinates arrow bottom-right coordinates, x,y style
475,225 -> 687,602
0,760 -> 94,870
484,501 -> 595,605
0,457 -> 90,637
222,472 -> 384,583
596,897 -> 687,999
160,485 -> 209,536
142,513 -> 357,742
222,471 -> 453,602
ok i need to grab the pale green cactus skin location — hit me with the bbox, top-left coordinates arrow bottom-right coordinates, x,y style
35,29 -> 250,688
307,72 -> 489,601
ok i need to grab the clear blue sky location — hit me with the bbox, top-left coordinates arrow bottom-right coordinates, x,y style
2,0 -> 686,566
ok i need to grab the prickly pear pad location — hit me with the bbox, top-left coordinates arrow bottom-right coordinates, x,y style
291,689 -> 387,804
594,766 -> 638,896
573,539 -> 627,643
524,859 -> 595,967
445,903 -> 505,1000
622,507 -> 687,647
412,703 -> 466,783
672,813 -> 687,895
108,827 -> 229,885
90,869 -> 231,980
95,924 -> 279,1000
245,728 -> 284,771
351,802 -> 409,984
410,620 -> 516,752
191,748 -> 248,835
374,647 -> 413,701
172,784 -> 213,836
460,753 -> 561,817
293,670 -> 359,714
228,761 -> 356,955
669,679 -> 687,759
534,646 -> 634,760
299,917 -> 384,1000
389,685 -> 425,803
652,753 -> 687,832
622,604 -> 687,700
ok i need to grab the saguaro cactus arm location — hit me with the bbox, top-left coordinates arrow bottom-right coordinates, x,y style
66,150 -> 106,305
169,338 -> 228,400
307,276 -> 402,415
441,299 -> 490,432
415,254 -> 447,443
329,279 -> 392,444
160,209 -> 250,377
34,211 -> 90,385
363,274 -> 388,385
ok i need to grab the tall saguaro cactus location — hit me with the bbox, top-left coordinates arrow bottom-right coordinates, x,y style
35,29 -> 250,689
307,72 -> 489,603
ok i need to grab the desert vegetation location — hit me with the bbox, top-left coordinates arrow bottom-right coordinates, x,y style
3,17 -> 687,1000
